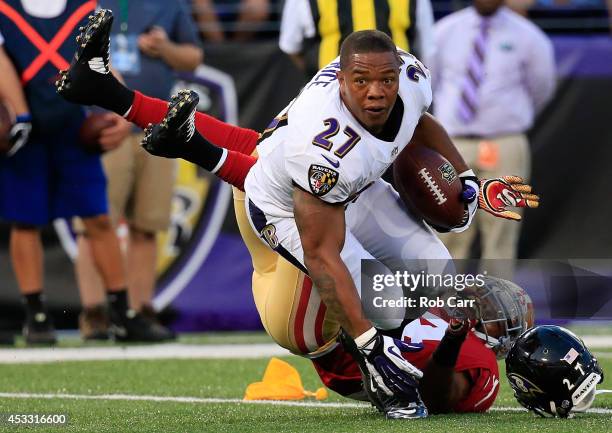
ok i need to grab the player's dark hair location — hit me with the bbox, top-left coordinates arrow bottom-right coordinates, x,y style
339,30 -> 399,70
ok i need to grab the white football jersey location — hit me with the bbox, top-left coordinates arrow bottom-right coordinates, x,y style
245,52 -> 432,218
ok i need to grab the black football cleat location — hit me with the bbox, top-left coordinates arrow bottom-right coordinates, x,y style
56,9 -> 116,106
109,307 -> 174,343
23,311 -> 57,345
140,304 -> 176,340
141,89 -> 199,159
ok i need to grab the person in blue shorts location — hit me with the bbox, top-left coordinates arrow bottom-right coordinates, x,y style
0,0 -> 170,344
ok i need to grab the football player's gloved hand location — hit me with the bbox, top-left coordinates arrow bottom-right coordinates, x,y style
5,114 -> 32,157
446,169 -> 479,233
479,176 -> 539,221
355,327 -> 423,397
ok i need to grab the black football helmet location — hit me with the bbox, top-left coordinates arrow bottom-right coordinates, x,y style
506,325 -> 604,418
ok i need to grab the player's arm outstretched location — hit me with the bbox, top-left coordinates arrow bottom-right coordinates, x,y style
418,318 -> 473,413
293,188 -> 423,403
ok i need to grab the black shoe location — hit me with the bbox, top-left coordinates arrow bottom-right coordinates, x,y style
23,311 -> 57,345
141,89 -> 199,159
0,331 -> 15,346
109,308 -> 174,342
55,9 -> 115,105
79,305 -> 110,341
140,304 -> 176,340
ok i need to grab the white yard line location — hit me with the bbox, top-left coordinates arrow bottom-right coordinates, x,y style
582,335 -> 612,348
0,392 -> 610,414
0,343 -> 290,363
0,335 -> 611,363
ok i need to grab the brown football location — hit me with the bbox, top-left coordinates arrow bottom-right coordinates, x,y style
79,113 -> 115,154
393,143 -> 464,230
0,101 -> 16,155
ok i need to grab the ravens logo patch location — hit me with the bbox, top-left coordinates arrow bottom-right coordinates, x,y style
507,373 -> 545,398
309,164 -> 339,197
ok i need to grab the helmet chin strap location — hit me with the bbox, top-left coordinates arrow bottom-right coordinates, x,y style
473,330 -> 498,348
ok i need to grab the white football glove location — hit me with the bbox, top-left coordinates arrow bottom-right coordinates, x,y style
447,169 -> 479,233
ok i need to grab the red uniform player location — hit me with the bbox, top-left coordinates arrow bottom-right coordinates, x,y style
312,278 -> 533,413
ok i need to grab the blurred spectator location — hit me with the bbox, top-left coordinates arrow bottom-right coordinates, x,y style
193,0 -> 270,41
279,0 -> 435,78
0,0 -> 133,344
430,0 -> 555,272
75,0 -> 202,340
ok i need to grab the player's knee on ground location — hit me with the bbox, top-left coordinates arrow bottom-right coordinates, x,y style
311,343 -> 367,400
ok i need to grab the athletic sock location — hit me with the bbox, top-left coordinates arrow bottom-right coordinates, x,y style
126,91 -> 167,127
107,289 -> 129,313
180,131 -> 227,172
23,292 -> 45,314
101,82 -> 134,116
217,151 -> 258,190
179,130 -> 257,190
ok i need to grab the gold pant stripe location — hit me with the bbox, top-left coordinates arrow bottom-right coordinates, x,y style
233,186 -> 340,355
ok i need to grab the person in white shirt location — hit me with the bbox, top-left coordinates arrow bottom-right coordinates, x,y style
430,0 -> 555,269
279,0 -> 436,78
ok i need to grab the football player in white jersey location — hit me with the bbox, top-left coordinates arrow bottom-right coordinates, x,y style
58,13 -> 540,420
238,31 -> 480,419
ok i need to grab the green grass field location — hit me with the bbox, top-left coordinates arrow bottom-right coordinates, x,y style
0,333 -> 610,433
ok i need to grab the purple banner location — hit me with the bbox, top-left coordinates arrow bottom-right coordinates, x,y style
553,36 -> 612,76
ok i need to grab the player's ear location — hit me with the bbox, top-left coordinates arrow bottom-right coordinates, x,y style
337,70 -> 345,87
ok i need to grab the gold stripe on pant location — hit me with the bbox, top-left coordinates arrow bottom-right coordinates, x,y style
232,186 -> 340,357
